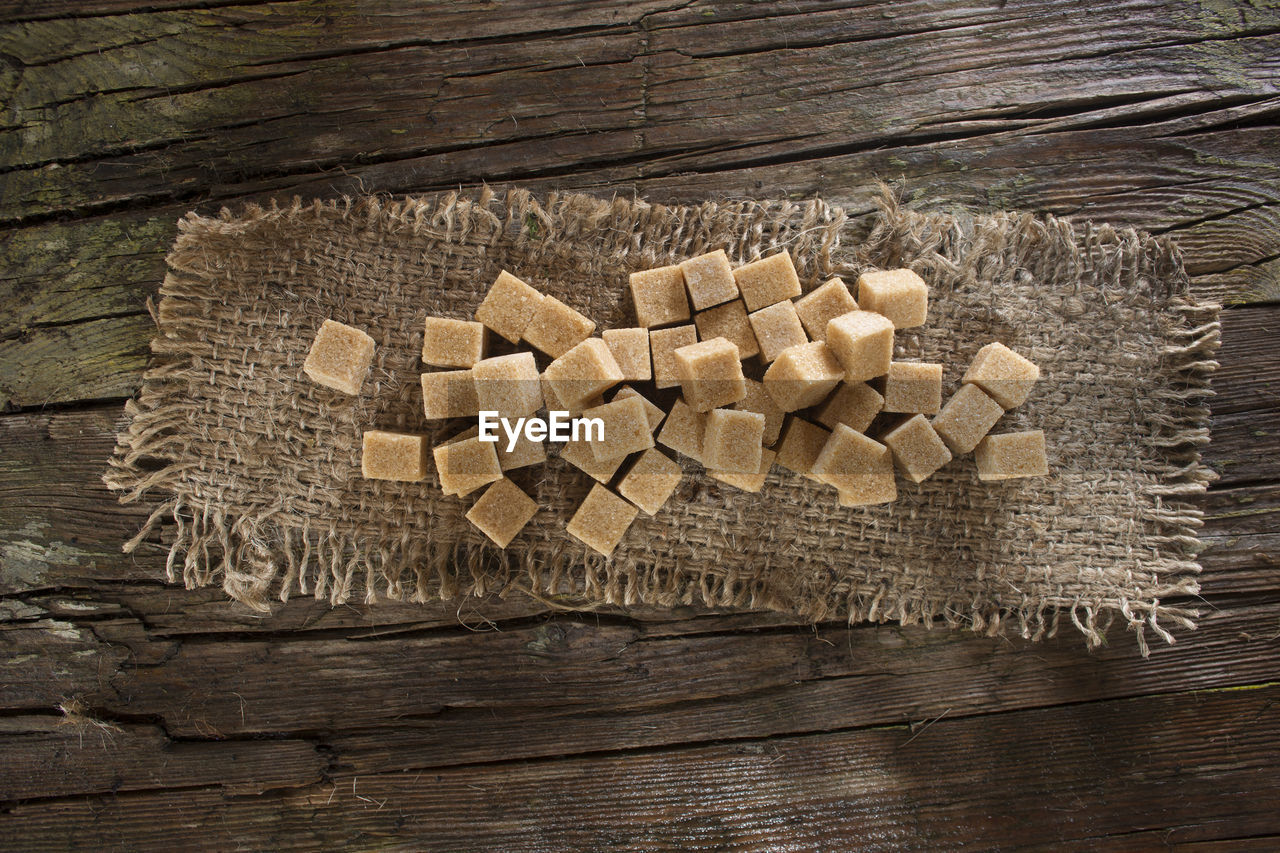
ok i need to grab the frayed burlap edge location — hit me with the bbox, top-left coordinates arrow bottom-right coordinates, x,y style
104,186 -> 1220,655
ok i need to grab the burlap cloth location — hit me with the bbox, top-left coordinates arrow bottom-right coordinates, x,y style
105,187 -> 1220,654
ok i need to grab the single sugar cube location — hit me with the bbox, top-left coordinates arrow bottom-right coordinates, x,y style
361,430 -> 427,481
566,484 -> 639,557
630,265 -> 690,328
793,277 -> 857,342
543,374 -> 604,416
544,338 -> 624,409
694,300 -> 759,360
616,448 -> 683,515
583,396 -> 656,462
734,378 -> 785,446
835,463 -> 897,507
613,386 -> 666,432
857,268 -> 928,329
523,295 -> 595,358
656,397 -> 706,462
472,352 -> 544,418
749,300 -> 809,363
560,436 -> 626,482
465,478 -> 538,548
762,341 -> 844,412
962,342 -> 1040,409
497,430 -> 547,472
826,311 -> 894,381
775,417 -> 830,479
602,327 -> 652,382
476,270 -> 543,344
882,414 -> 952,483
710,447 -> 776,493
649,325 -> 698,390
975,430 -> 1049,481
701,408 -> 765,474
882,361 -> 943,415
680,249 -> 739,310
421,316 -> 486,368
421,369 -> 480,420
303,319 -> 375,395
433,434 -> 502,496
932,383 -> 1004,454
815,381 -> 883,433
812,424 -> 896,505
674,337 -> 747,412
734,250 -> 802,312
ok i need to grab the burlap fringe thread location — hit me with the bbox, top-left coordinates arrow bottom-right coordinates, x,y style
104,187 -> 1220,655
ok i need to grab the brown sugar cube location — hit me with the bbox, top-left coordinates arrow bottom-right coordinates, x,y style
650,324 -> 698,390
617,448 -> 683,515
472,352 -> 544,418
674,337 -> 747,412
433,434 -> 502,496
815,381 -> 883,433
734,250 -> 803,312
566,484 -> 639,557
544,338 -> 624,409
420,369 -> 480,420
775,417 -> 830,479
476,270 -> 544,344
748,300 -> 809,364
583,396 -> 656,462
680,249 -> 739,311
701,408 -> 765,474
613,385 -> 666,432
303,319 -> 375,395
826,310 -> 894,380
962,342 -> 1040,409
883,414 -> 953,483
522,295 -> 595,358
361,430 -> 428,481
932,383 -> 1004,454
602,327 -> 652,382
421,316 -> 486,368
975,430 -> 1049,481
465,478 -> 538,548
793,277 -> 858,342
656,397 -> 706,462
734,378 -> 785,446
497,431 -> 547,472
694,300 -> 759,360
710,447 -> 776,493
542,374 -> 604,415
560,436 -> 626,482
882,361 -> 943,415
812,424 -> 896,505
857,268 -> 928,329
762,341 -> 844,412
630,265 -> 690,328
835,464 -> 897,507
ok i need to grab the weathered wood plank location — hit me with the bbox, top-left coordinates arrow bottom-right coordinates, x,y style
2,685 -> 1276,850
14,593 -> 1271,745
3,0 -> 1278,224
0,717 -> 325,801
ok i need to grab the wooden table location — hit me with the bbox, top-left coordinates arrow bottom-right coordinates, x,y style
2,2 -> 1278,849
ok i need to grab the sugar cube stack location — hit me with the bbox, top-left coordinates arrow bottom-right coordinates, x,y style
322,251 -> 1048,560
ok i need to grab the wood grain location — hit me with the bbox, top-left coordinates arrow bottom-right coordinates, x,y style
1,0 -> 1278,847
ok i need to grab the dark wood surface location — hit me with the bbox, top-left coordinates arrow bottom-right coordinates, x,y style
2,2 -> 1278,849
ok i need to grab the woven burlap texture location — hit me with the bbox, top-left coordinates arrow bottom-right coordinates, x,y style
104,187 -> 1220,654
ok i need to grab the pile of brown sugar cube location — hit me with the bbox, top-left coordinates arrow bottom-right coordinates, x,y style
302,249 -> 1045,558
